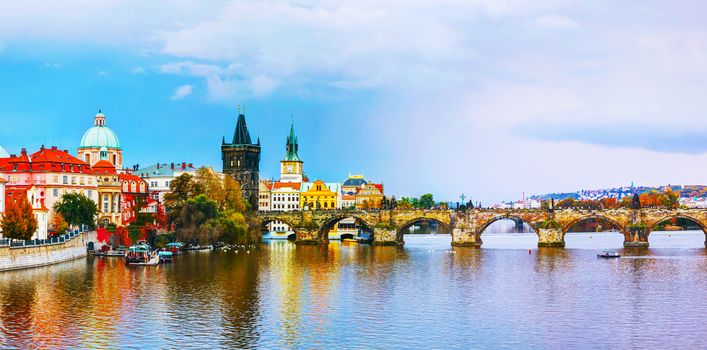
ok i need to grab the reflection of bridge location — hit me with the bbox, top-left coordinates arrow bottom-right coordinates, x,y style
257,208 -> 707,248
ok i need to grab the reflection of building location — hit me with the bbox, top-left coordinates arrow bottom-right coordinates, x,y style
77,110 -> 123,169
3,184 -> 48,239
92,158 -> 121,225
0,146 -> 99,231
301,180 -> 340,210
356,183 -> 384,209
222,110 -> 261,208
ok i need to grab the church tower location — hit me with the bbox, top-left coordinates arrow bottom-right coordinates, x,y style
222,108 -> 261,209
280,122 -> 304,183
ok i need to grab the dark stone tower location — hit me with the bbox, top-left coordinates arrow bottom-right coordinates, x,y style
222,109 -> 261,210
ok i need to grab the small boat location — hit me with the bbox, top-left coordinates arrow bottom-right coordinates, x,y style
342,238 -> 358,244
166,242 -> 183,255
125,244 -> 157,265
158,251 -> 173,263
130,254 -> 160,266
357,232 -> 373,244
597,250 -> 620,258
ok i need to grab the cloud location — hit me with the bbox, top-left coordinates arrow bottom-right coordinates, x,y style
171,84 -> 193,100
533,14 -> 580,30
130,67 -> 146,74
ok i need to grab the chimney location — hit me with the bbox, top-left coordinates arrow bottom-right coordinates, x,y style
63,150 -> 68,153
181,162 -> 186,170
170,163 -> 174,170
51,146 -> 57,150
21,148 -> 27,156
188,163 -> 193,168
157,163 -> 160,169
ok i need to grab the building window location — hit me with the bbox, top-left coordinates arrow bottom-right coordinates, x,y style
53,189 -> 59,197
62,176 -> 68,184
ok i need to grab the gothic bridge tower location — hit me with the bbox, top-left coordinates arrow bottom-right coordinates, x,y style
222,108 -> 261,209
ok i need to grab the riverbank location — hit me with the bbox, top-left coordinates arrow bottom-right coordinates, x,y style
0,231 -> 95,272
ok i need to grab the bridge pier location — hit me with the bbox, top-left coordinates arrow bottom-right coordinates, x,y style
372,228 -> 402,246
451,227 -> 481,247
294,229 -> 324,245
537,228 -> 565,248
624,226 -> 649,248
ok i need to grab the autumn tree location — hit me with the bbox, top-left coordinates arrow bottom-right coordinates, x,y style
419,194 -> 435,209
51,212 -> 69,236
54,193 -> 97,228
1,195 -> 38,240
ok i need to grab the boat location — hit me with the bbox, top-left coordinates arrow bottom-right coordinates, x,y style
158,251 -> 173,263
125,244 -> 157,265
342,238 -> 358,244
95,246 -> 127,257
166,242 -> 183,255
130,254 -> 160,266
597,250 -> 620,258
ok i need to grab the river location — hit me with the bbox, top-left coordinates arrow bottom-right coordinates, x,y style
0,232 -> 706,349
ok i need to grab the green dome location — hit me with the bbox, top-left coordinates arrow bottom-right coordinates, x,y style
79,125 -> 121,149
79,111 -> 121,149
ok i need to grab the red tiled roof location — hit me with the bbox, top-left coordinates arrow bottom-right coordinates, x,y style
373,183 -> 384,193
273,182 -> 301,190
92,160 -> 116,174
0,146 -> 92,174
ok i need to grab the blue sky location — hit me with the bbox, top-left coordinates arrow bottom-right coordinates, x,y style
1,1 -> 707,203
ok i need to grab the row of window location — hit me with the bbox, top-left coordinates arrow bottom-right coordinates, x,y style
52,188 -> 93,198
272,204 -> 299,210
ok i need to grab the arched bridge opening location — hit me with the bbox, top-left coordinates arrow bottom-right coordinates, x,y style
562,215 -> 628,249
647,215 -> 707,248
318,215 -> 373,243
477,216 -> 539,249
259,218 -> 297,241
396,218 -> 451,245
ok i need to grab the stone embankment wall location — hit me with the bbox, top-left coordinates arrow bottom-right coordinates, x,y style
0,231 -> 95,272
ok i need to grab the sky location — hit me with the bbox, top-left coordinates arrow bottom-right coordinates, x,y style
1,1 -> 707,204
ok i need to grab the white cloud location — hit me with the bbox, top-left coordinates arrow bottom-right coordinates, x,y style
171,84 -> 193,100
130,67 -> 146,74
533,14 -> 580,29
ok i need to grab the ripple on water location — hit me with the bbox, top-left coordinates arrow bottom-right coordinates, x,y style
0,234 -> 706,349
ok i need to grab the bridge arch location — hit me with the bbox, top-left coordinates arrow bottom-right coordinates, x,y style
476,215 -> 540,237
562,215 -> 630,240
318,215 -> 374,241
396,217 -> 451,242
647,214 -> 707,236
257,217 -> 298,240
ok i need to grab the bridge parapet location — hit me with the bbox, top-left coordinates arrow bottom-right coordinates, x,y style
256,208 -> 707,248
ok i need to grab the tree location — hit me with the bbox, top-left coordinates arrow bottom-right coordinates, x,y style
54,193 -> 97,228
51,212 -> 69,236
1,195 -> 38,240
221,175 -> 246,213
419,194 -> 435,209
175,194 -> 219,244
663,188 -> 680,209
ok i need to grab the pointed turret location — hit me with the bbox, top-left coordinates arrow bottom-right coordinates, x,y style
284,122 -> 301,161
232,113 -> 253,145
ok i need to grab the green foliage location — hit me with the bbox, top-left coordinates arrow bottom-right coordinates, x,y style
154,233 -> 173,249
400,194 -> 436,209
296,220 -> 319,231
1,195 -> 38,240
419,194 -> 435,209
54,193 -> 97,228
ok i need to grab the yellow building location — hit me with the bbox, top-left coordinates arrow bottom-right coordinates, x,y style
355,183 -> 384,209
300,180 -> 338,210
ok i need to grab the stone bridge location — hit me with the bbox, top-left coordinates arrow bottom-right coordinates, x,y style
257,208 -> 707,248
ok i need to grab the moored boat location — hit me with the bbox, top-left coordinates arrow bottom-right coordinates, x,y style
158,251 -> 173,263
125,244 -> 157,265
166,242 -> 183,255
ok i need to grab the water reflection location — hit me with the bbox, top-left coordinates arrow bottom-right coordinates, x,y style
0,235 -> 706,348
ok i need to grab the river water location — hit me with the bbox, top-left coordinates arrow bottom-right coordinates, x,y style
1,232 -> 706,349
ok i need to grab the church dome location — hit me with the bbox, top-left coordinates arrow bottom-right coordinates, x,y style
79,111 -> 121,150
343,175 -> 368,187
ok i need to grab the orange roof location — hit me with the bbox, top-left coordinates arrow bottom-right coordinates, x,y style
273,182 -> 301,190
342,195 -> 356,200
0,146 -> 92,174
373,183 -> 384,193
92,160 -> 117,174
119,173 -> 143,182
